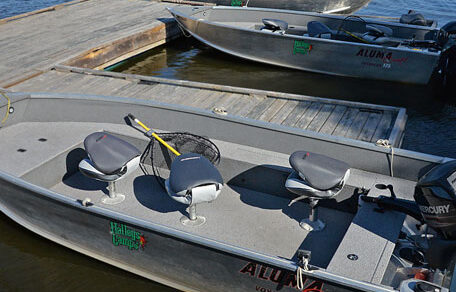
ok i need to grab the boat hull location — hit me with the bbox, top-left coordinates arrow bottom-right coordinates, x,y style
170,7 -> 440,84
0,172 -> 369,292
189,0 -> 371,14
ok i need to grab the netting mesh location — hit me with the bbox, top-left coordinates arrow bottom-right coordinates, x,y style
140,132 -> 221,189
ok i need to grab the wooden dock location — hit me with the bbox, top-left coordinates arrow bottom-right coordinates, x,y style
10,65 -> 407,146
0,0 -> 407,146
0,0 -> 181,87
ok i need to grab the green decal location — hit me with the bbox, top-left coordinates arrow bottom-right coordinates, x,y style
110,221 -> 146,250
293,41 -> 312,55
231,0 -> 243,6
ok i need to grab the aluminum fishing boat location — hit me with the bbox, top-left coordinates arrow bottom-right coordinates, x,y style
0,91 -> 456,292
184,0 -> 371,14
168,6 -> 456,85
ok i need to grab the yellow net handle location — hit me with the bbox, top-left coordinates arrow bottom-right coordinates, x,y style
128,114 -> 181,156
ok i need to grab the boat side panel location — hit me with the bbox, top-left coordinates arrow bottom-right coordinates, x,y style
177,13 -> 438,84
0,175 -> 365,292
186,7 -> 437,40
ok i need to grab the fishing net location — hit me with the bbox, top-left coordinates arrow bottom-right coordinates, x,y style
140,132 -> 221,189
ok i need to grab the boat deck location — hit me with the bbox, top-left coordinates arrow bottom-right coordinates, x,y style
0,120 -> 416,276
51,170 -> 353,267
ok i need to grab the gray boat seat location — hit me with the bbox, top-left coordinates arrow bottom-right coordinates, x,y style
79,132 -> 141,181
285,151 -> 350,231
400,10 -> 435,27
261,19 -> 288,33
362,24 -> 401,46
307,21 -> 332,39
79,132 -> 141,204
165,153 -> 223,226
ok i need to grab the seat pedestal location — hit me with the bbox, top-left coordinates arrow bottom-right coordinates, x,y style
300,198 -> 325,231
102,181 -> 125,205
180,204 -> 206,226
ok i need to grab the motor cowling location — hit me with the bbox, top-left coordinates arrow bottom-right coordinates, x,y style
414,160 -> 456,240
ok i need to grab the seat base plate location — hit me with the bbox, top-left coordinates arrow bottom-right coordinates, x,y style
180,215 -> 206,226
102,194 -> 125,205
300,218 -> 325,232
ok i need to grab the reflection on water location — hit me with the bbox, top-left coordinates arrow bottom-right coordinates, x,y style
112,37 -> 456,158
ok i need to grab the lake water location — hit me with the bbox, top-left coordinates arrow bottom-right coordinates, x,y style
1,0 -> 72,19
2,0 -> 456,291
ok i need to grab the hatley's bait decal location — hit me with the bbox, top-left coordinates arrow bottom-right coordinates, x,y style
110,221 -> 146,250
293,41 -> 312,55
231,0 -> 244,6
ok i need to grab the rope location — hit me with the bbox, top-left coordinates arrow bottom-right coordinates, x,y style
212,107 -> 227,115
176,21 -> 192,38
1,91 -> 11,124
296,258 -> 310,290
376,139 -> 394,177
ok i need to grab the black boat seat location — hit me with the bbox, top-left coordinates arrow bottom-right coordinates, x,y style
261,19 -> 288,32
78,132 -> 141,205
362,24 -> 401,46
400,10 -> 435,27
165,153 -> 223,205
79,132 -> 141,182
366,24 -> 393,38
307,21 -> 332,38
288,151 -> 350,192
285,151 -> 350,231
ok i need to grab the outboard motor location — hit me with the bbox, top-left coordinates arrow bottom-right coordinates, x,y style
414,160 -> 456,240
414,161 -> 456,271
433,22 -> 456,99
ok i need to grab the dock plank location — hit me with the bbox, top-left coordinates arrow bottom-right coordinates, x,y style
281,101 -> 312,127
371,111 -> 394,143
295,102 -> 324,130
319,105 -> 347,135
358,111 -> 383,142
269,100 -> 300,125
245,97 -> 276,120
344,111 -> 370,140
332,107 -> 360,137
258,98 -> 288,122
228,95 -> 262,117
307,104 -> 335,132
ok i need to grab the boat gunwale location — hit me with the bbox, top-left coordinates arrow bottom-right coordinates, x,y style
169,6 -> 441,57
6,92 -> 451,165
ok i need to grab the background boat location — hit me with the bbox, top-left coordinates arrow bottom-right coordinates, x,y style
174,0 -> 372,14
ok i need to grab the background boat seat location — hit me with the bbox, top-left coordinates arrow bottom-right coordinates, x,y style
307,21 -> 332,39
261,18 -> 288,32
400,10 -> 436,27
362,24 -> 402,46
